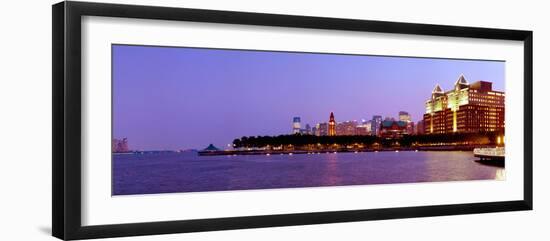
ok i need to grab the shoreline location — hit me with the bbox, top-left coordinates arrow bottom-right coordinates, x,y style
198,145 -> 492,156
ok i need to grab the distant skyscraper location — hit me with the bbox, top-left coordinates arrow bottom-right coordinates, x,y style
365,120 -> 373,134
292,117 -> 301,134
305,124 -> 311,135
372,115 -> 382,136
328,112 -> 336,136
318,123 -> 328,136
399,111 -> 414,134
399,111 -> 411,122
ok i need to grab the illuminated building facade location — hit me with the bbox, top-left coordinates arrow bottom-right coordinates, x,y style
423,75 -> 505,134
399,111 -> 414,134
336,120 -> 358,135
415,120 -> 425,135
371,115 -> 382,136
399,111 -> 411,122
318,123 -> 328,136
304,124 -> 311,135
379,120 -> 408,138
328,112 -> 336,136
292,117 -> 301,134
356,120 -> 372,136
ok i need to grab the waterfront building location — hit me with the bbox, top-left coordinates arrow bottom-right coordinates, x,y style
372,115 -> 382,136
328,112 -> 336,136
355,126 -> 369,135
379,120 -> 408,139
305,124 -> 312,135
292,117 -> 301,134
398,111 -> 414,134
364,120 -> 373,134
423,75 -> 505,134
318,123 -> 328,136
336,120 -> 358,136
415,120 -> 425,135
356,120 -> 372,136
399,111 -> 411,122
202,144 -> 220,152
406,121 -> 415,135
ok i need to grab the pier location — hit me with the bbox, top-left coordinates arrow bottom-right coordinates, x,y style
474,147 -> 505,162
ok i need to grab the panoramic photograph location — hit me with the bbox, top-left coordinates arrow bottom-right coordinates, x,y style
112,44 -> 505,196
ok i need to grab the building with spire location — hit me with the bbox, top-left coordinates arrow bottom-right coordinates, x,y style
328,112 -> 336,136
423,74 -> 505,134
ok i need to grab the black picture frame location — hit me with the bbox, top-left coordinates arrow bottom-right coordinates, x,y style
52,1 -> 533,240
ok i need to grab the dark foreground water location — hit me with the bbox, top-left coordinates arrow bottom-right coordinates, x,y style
112,151 -> 504,195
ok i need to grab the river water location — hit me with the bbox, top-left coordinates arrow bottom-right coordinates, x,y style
112,151 -> 504,195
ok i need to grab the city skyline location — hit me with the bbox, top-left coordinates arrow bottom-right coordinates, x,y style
113,45 -> 504,150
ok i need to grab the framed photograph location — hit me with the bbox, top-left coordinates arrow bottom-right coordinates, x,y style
52,1 -> 533,240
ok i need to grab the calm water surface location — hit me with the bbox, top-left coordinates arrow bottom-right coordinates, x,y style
113,151 -> 504,195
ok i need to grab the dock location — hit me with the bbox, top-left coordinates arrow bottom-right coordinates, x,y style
474,147 -> 505,161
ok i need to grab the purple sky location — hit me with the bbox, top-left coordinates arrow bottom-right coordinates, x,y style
112,45 -> 504,150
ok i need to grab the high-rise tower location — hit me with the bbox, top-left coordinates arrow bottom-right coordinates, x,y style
328,112 -> 336,136
292,117 -> 301,134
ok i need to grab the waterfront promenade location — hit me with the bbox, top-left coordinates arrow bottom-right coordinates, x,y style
199,145 -> 496,156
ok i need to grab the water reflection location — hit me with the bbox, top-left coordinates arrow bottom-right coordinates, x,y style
322,152 -> 341,186
495,168 -> 506,181
113,151 -> 505,195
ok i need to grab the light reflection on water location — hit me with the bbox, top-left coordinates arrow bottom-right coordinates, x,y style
495,168 -> 506,181
113,151 -> 505,195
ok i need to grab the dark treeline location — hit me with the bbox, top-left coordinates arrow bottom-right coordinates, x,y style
233,131 -> 504,149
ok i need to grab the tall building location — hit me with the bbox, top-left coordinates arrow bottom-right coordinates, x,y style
328,112 -> 336,136
305,124 -> 311,135
405,121 -> 415,135
372,115 -> 382,136
399,111 -> 411,122
318,123 -> 328,136
423,75 -> 505,134
365,120 -> 373,134
292,117 -> 301,134
398,111 -> 414,134
415,120 -> 425,135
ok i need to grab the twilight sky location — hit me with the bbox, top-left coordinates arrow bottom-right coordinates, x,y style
112,45 -> 504,150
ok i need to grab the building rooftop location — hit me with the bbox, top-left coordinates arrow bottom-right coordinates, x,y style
432,84 -> 444,94
381,120 -> 407,128
203,144 -> 220,151
455,74 -> 469,86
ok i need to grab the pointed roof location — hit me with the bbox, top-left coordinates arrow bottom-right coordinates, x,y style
454,74 -> 469,87
432,84 -> 444,94
203,144 -> 220,151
